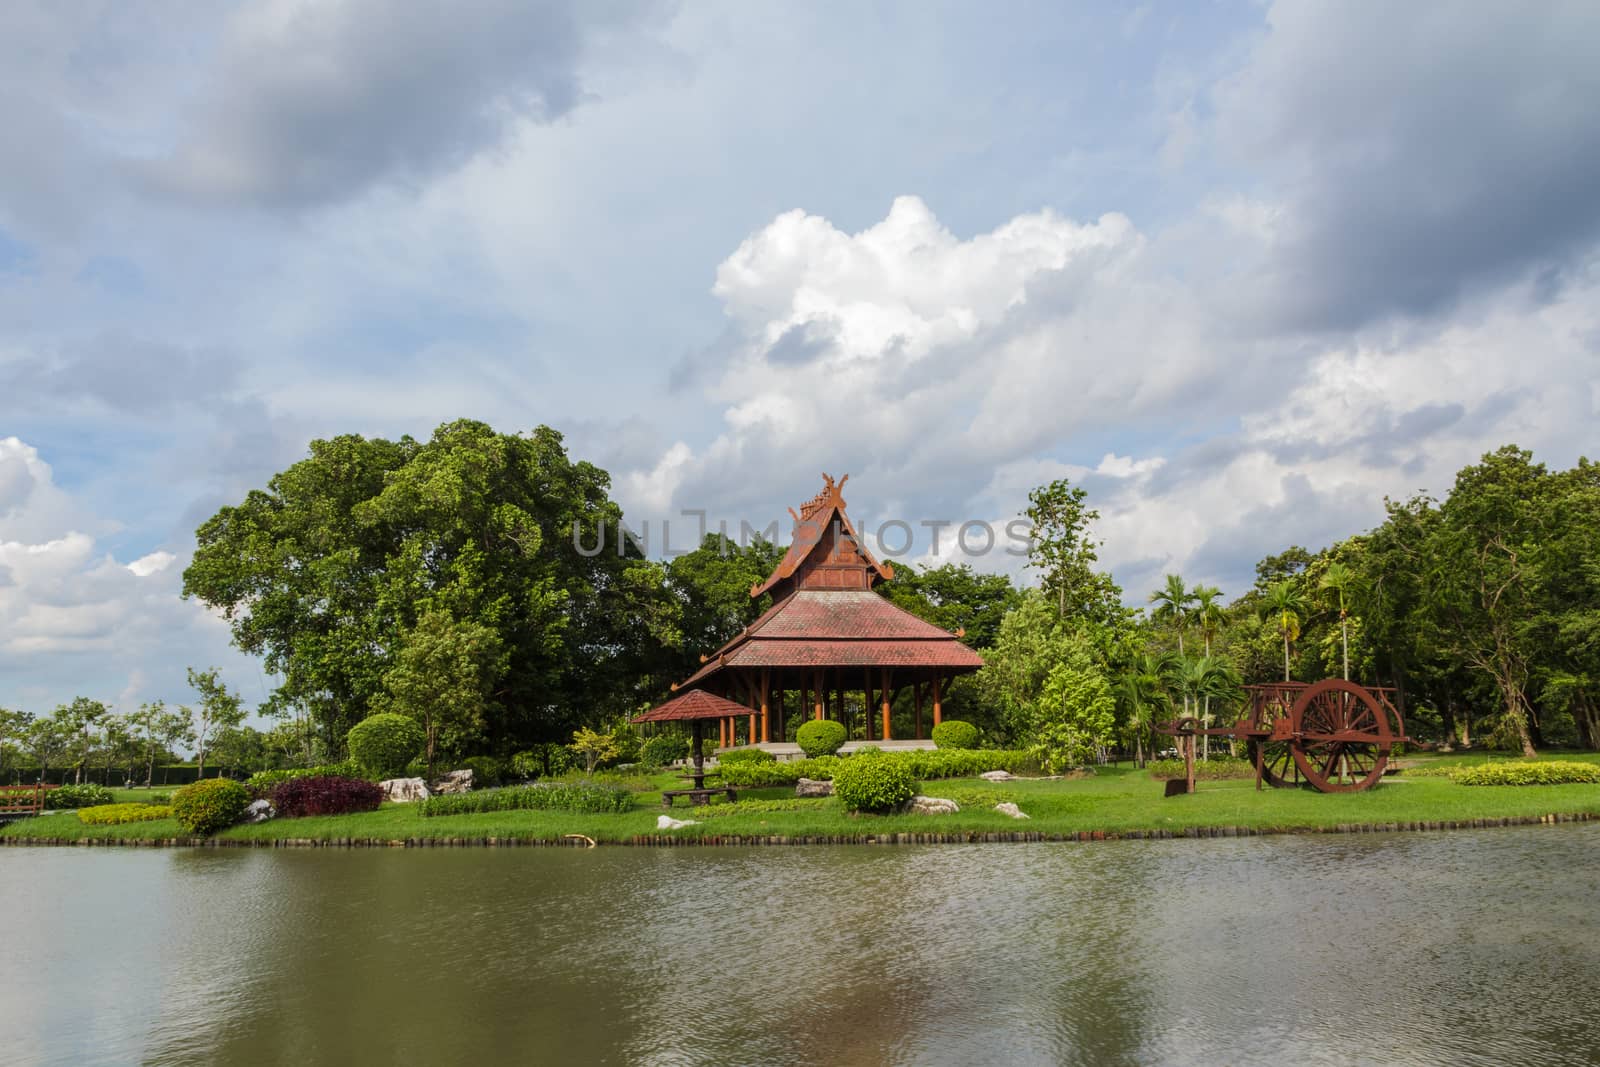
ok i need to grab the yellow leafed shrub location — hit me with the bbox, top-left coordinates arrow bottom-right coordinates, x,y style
77,803 -> 174,825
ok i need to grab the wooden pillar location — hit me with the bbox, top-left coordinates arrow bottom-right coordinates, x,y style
760,669 -> 771,743
880,668 -> 892,741
719,717 -> 727,749
814,670 -> 824,720
933,675 -> 944,727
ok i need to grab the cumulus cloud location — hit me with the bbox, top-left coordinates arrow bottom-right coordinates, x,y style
144,0 -> 670,210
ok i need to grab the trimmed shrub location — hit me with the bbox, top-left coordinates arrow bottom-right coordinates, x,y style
717,748 -> 776,765
77,803 -> 173,825
172,778 -> 251,836
48,784 -> 115,809
418,780 -> 632,817
1451,760 -> 1600,786
1147,757 -> 1254,781
271,775 -> 384,818
640,735 -> 690,768
931,720 -> 980,750
346,713 -> 425,779
833,753 -> 917,813
459,756 -> 505,787
246,762 -> 366,793
713,749 -> 1035,787
796,720 -> 847,758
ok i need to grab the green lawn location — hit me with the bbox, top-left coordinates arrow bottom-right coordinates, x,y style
6,753 -> 1599,846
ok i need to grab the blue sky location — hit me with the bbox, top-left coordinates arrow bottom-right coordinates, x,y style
2,0 -> 1597,717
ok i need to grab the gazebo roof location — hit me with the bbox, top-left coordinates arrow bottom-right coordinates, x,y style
633,688 -> 753,723
749,473 -> 893,599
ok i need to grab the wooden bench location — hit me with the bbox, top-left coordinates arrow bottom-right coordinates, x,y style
661,787 -> 737,808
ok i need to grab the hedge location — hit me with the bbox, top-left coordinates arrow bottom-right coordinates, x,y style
796,720 -> 847,757
1146,757 -> 1254,781
716,748 -> 776,765
714,749 -> 1034,787
346,713 -> 425,779
272,776 -> 384,818
833,752 -> 916,813
1451,761 -> 1600,786
246,762 -> 366,793
930,720 -> 979,750
47,784 -> 115,809
418,781 -> 632,817
77,803 -> 174,825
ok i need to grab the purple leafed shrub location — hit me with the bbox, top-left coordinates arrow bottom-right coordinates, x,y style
271,775 -> 384,818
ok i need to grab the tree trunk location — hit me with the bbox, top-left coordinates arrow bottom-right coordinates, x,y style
1340,612 -> 1350,680
1283,634 -> 1292,682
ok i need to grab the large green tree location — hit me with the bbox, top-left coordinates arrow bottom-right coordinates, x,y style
878,561 -> 1021,649
1024,478 -> 1124,625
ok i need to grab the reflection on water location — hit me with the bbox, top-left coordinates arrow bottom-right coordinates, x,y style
2,826 -> 1599,1066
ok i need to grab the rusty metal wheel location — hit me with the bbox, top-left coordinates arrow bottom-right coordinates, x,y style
1290,679 -> 1393,793
1250,737 -> 1300,788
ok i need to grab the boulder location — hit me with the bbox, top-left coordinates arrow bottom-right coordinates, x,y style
995,802 -> 1029,820
906,795 -> 960,815
429,769 -> 473,795
979,770 -> 1015,782
243,799 -> 275,824
380,777 -> 430,803
795,777 -> 834,798
657,815 -> 699,830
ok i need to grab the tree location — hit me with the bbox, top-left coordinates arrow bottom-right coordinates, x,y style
1024,479 -> 1124,625
569,727 -> 619,775
55,697 -> 109,784
1259,581 -> 1308,682
183,420 -> 650,754
377,607 -> 503,777
187,667 -> 247,778
131,701 -> 190,787
1030,632 -> 1117,772
1192,585 -> 1226,757
1319,561 -> 1355,680
1148,575 -> 1195,657
1115,654 -> 1166,767
24,716 -> 71,781
879,561 -> 1021,649
0,708 -> 33,781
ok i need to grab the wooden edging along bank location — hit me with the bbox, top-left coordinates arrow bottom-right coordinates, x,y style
2,810 -> 1595,849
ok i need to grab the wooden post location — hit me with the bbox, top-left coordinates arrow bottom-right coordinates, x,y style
880,668 -> 892,741
814,670 -> 824,720
933,675 -> 944,727
761,669 -> 770,743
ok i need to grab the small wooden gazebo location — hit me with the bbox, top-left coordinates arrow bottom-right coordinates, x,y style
643,473 -> 984,749
632,689 -> 754,786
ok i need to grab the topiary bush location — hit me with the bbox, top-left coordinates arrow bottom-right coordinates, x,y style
931,720 -> 979,750
796,719 -> 847,758
172,778 -> 251,836
1451,760 -> 1600,786
48,784 -> 115,809
832,752 -> 917,813
77,803 -> 173,825
346,713 -> 425,779
271,775 -> 384,818
717,747 -> 776,764
639,735 -> 690,768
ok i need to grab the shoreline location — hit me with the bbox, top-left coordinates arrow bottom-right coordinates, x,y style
4,810 -> 1594,849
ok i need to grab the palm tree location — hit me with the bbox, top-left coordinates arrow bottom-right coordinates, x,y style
1148,574 -> 1195,656
1192,586 -> 1226,758
1116,654 -> 1166,767
1319,561 -> 1354,680
1259,581 -> 1309,682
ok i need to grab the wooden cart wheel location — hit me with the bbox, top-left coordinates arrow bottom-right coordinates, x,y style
1289,680 -> 1393,793
1249,685 -> 1300,788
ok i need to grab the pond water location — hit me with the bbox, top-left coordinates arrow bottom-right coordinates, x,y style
3,826 -> 1599,1066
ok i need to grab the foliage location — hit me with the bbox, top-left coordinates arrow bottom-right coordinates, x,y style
713,748 -> 1035,787
1146,757 -> 1255,781
664,534 -> 785,677
48,783 -> 115,809
1450,760 -> 1600,786
272,775 -> 384,817
458,755 -> 505,787
1025,478 -> 1126,626
77,803 -> 174,825
716,747 -> 776,764
639,734 -> 690,767
245,762 -> 367,793
375,607 -> 502,777
1027,630 -> 1117,773
832,751 -> 917,813
877,561 -> 1021,649
796,719 -> 847,757
186,668 -> 247,780
417,780 -> 632,817
171,778 -> 252,835
930,719 -> 979,750
569,728 -> 619,775
346,713 -> 426,779
715,755 -> 844,786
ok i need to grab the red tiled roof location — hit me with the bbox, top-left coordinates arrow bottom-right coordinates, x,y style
750,476 -> 892,597
633,689 -> 753,723
715,639 -> 985,670
749,591 -> 955,640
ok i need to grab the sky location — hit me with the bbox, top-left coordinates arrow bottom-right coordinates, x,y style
1,0 -> 1597,717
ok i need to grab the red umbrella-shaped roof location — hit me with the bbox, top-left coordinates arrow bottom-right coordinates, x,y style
633,688 -> 754,723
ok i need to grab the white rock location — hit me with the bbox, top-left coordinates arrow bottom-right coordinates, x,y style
243,799 -> 275,824
429,769 -> 473,794
657,815 -> 699,830
380,777 -> 430,803
795,777 -> 834,797
995,802 -> 1030,820
979,770 -> 1015,782
906,795 -> 960,815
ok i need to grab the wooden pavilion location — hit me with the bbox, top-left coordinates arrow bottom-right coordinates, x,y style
644,474 -> 985,749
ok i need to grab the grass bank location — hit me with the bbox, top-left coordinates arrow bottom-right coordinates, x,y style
6,756 -> 1599,847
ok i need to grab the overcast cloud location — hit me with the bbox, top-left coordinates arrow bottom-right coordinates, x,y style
0,0 -> 1596,715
